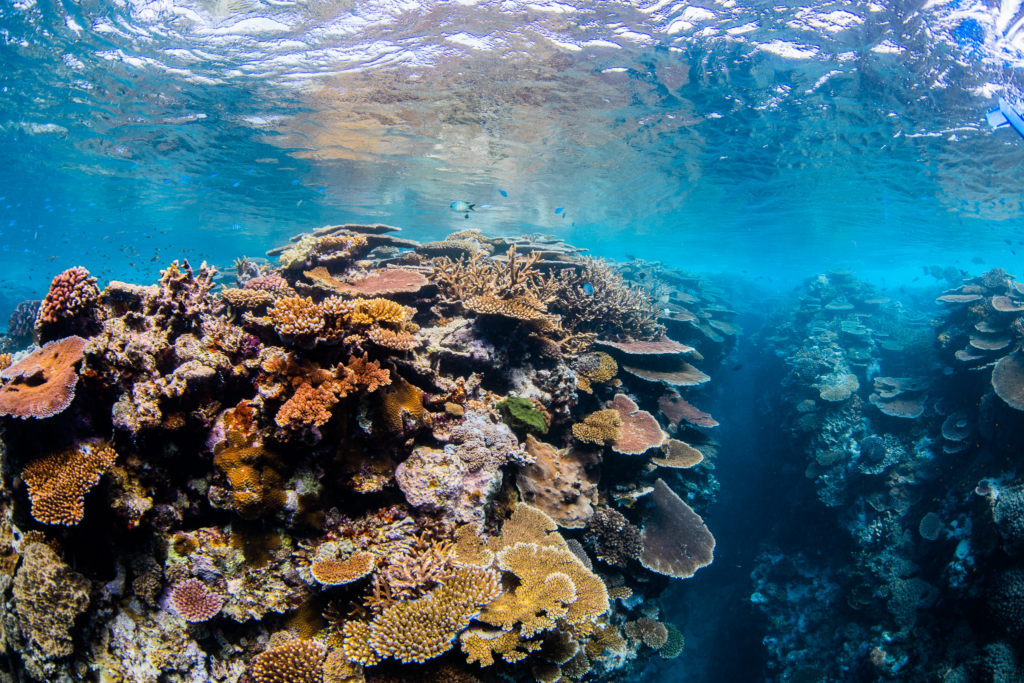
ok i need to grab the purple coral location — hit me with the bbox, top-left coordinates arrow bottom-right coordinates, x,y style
170,578 -> 223,622
7,300 -> 40,341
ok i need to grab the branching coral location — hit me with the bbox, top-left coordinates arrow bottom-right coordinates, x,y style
342,565 -> 502,665
275,382 -> 338,429
21,440 -> 118,525
248,639 -> 326,683
269,296 -> 325,341
0,336 -> 88,419
36,266 -> 100,340
572,409 -> 622,445
153,260 -> 216,333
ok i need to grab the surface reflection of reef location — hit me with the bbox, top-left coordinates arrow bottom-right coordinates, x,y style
0,224 -> 737,682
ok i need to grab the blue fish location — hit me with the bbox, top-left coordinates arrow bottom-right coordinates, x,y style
555,207 -> 564,214
499,189 -> 507,197
232,181 -> 240,187
450,201 -> 475,218
583,283 -> 594,295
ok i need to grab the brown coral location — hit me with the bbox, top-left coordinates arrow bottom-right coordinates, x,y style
332,269 -> 429,297
169,579 -> 223,622
993,351 -> 1024,411
624,617 -> 669,649
221,287 -> 274,311
311,552 -> 376,586
248,639 -> 326,683
517,435 -> 600,529
377,375 -> 427,432
275,382 -> 338,429
571,410 -> 622,445
21,440 -> 118,526
466,295 -> 550,321
639,479 -> 715,579
12,542 -> 91,661
605,394 -> 667,455
659,393 -> 719,428
652,439 -> 704,469
0,336 -> 88,419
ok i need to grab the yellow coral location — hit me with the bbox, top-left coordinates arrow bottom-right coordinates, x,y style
571,409 -> 623,445
365,326 -> 418,351
342,565 -> 502,665
21,441 -> 118,526
481,541 -> 608,637
268,296 -> 325,339
460,626 -> 541,666
310,552 -> 376,586
453,524 -> 494,568
587,352 -> 618,382
248,639 -> 326,683
465,295 -> 549,321
377,376 -> 427,432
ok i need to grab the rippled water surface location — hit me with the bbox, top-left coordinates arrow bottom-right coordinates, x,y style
4,0 -> 1024,307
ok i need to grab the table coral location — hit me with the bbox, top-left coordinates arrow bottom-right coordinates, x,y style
605,393 -> 667,455
0,335 -> 88,419
20,440 -> 118,526
639,479 -> 715,579
310,552 -> 376,585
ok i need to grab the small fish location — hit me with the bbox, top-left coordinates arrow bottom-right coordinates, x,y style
972,257 -> 985,265
1014,250 -> 1018,255
499,189 -> 507,197
555,207 -> 564,214
920,266 -> 929,274
659,295 -> 669,304
913,277 -> 919,281
730,363 -> 743,371
583,283 -> 594,295
1006,239 -> 1013,245
450,201 -> 475,218
625,254 -> 636,260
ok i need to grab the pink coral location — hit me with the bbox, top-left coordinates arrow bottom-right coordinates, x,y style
170,579 -> 223,622
605,394 -> 666,455
36,267 -> 100,339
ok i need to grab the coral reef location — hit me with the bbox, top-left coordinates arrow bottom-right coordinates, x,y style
0,226 -> 729,682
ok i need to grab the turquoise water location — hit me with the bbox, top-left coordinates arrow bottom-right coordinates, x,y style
4,1 -> 1024,681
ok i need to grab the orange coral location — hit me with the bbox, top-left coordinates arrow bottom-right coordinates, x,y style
310,552 -> 376,586
0,336 -> 88,419
214,438 -> 286,519
248,639 -> 326,683
341,355 -> 391,394
352,298 -> 407,325
0,354 -> 11,372
21,440 -> 118,525
377,376 -> 427,432
275,383 -> 338,429
37,267 -> 100,326
268,296 -> 325,340
365,326 -> 418,351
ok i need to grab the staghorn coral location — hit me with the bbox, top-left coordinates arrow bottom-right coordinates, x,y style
365,325 -> 418,350
367,537 -> 457,607
21,440 -> 118,526
153,260 -> 216,333
275,382 -> 338,429
11,542 -> 91,670
349,298 -> 408,325
639,479 -> 715,579
36,266 -> 100,340
342,565 -> 502,665
169,578 -> 224,622
0,335 -> 88,419
248,639 -> 326,683
311,552 -> 376,585
572,409 -> 622,445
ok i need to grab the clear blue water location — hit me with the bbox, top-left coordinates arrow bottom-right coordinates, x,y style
4,1 -> 1024,680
